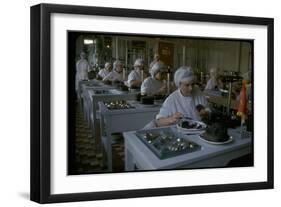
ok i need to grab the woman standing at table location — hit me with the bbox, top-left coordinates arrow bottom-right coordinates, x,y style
155,66 -> 210,127
75,51 -> 90,91
141,62 -> 167,96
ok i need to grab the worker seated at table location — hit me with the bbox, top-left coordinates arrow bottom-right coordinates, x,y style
149,53 -> 164,74
204,67 -> 218,90
103,60 -> 124,82
144,66 -> 211,129
96,62 -> 112,80
127,58 -> 146,89
141,62 -> 167,96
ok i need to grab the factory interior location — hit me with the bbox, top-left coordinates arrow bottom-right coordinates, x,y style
68,32 -> 253,175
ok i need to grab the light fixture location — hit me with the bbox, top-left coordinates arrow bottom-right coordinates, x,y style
84,39 -> 94,45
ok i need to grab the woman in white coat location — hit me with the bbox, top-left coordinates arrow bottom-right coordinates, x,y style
103,60 -> 123,82
205,67 -> 218,90
97,62 -> 112,79
141,62 -> 167,96
127,58 -> 145,88
155,66 -> 210,127
75,52 -> 90,91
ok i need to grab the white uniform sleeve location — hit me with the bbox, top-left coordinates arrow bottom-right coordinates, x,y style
156,96 -> 174,119
116,73 -> 123,81
87,63 -> 91,72
84,63 -> 89,80
127,71 -> 136,86
141,78 -> 151,94
194,87 -> 211,112
205,78 -> 216,90
103,71 -> 113,81
98,69 -> 104,78
76,61 -> 79,72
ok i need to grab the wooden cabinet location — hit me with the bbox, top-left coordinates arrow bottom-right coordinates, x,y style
158,41 -> 174,68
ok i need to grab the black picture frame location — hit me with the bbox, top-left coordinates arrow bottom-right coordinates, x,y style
30,3 -> 274,203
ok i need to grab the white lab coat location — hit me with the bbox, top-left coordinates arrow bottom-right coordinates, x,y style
205,77 -> 217,90
156,87 -> 209,121
103,70 -> 123,81
98,69 -> 110,79
127,70 -> 141,87
75,59 -> 89,91
141,77 -> 165,95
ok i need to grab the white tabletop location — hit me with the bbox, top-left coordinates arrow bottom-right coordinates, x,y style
123,126 -> 252,170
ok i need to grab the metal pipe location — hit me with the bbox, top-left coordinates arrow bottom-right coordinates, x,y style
167,71 -> 170,95
123,68 -> 126,80
200,72 -> 203,84
141,70 -> 144,82
226,81 -> 232,116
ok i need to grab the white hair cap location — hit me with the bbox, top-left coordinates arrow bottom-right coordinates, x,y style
134,58 -> 145,67
209,67 -> 217,78
210,67 -> 217,74
150,62 -> 166,78
104,62 -> 111,69
174,66 -> 193,87
113,60 -> 122,69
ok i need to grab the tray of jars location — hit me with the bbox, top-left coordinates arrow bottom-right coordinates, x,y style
135,128 -> 201,159
104,100 -> 135,110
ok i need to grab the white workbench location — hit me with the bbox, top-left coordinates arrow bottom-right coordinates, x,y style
123,126 -> 252,171
99,101 -> 163,171
77,79 -> 108,111
81,87 -> 140,154
83,89 -> 139,129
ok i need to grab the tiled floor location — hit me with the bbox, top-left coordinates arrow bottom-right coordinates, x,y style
74,104 -> 124,174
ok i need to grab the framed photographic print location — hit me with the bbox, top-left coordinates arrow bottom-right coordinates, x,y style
30,3 -> 274,203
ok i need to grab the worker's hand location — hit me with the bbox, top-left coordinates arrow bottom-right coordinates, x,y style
198,109 -> 209,118
130,80 -> 142,88
168,112 -> 183,124
196,104 -> 208,118
96,75 -> 102,80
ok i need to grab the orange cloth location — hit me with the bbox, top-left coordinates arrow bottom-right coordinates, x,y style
237,80 -> 247,123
